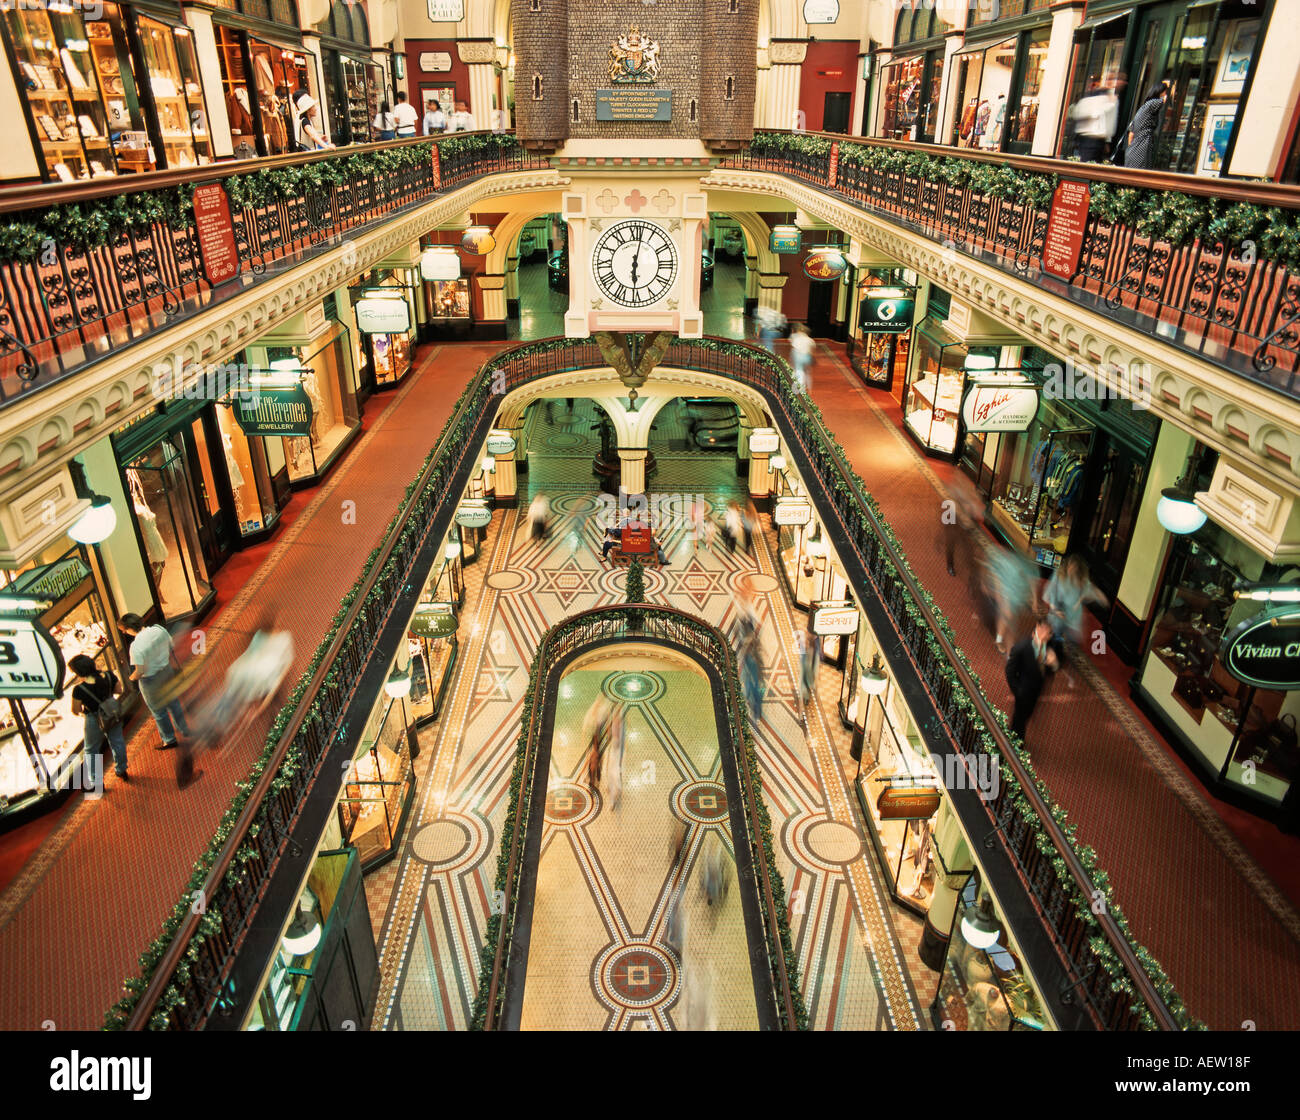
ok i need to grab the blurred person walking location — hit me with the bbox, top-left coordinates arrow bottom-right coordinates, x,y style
978,545 -> 1037,654
794,627 -> 818,705
789,323 -> 814,392
1004,619 -> 1060,739
702,834 -> 731,907
1068,81 -> 1119,163
118,613 -> 191,750
756,304 -> 786,353
941,475 -> 983,579
528,492 -> 551,541
1043,554 -> 1108,686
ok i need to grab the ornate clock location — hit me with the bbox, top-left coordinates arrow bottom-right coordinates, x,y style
591,220 -> 678,308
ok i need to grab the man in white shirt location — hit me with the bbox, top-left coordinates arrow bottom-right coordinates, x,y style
118,613 -> 191,749
1069,82 -> 1119,163
451,101 -> 476,132
424,102 -> 447,134
391,90 -> 419,137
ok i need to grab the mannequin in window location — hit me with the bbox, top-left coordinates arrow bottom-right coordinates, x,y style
128,467 -> 169,580
226,86 -> 255,142
959,97 -> 977,147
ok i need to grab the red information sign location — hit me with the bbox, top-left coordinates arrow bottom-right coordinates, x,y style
1042,179 -> 1090,281
828,140 -> 839,189
193,183 -> 241,286
621,523 -> 652,553
431,148 -> 442,190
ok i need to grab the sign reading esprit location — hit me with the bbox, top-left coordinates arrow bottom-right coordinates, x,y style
0,617 -> 66,700
749,428 -> 779,454
773,498 -> 813,526
812,602 -> 858,635
1221,607 -> 1300,689
961,381 -> 1039,433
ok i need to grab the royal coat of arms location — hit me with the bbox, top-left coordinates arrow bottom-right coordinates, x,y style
608,25 -> 661,84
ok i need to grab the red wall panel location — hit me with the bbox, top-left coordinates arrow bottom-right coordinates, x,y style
797,41 -> 859,132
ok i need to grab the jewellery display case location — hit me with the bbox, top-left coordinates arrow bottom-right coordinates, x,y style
133,12 -> 211,169
338,697 -> 414,869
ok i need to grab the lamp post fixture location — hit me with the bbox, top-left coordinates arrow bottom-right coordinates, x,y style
385,663 -> 418,759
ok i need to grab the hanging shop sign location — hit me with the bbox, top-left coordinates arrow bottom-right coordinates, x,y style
411,602 -> 458,639
802,0 -> 840,23
859,289 -> 915,333
418,51 -> 453,73
420,247 -> 460,280
773,498 -> 813,526
455,500 -> 493,528
193,183 -> 241,287
5,556 -> 91,603
461,225 -> 497,255
961,379 -> 1039,433
0,616 -> 66,700
877,784 -> 942,821
803,247 -> 847,281
811,601 -> 859,635
426,0 -> 464,20
749,428 -> 780,454
231,383 -> 314,437
770,225 -> 802,254
1221,607 -> 1300,690
1042,179 -> 1091,281
485,430 -> 517,455
354,294 -> 412,334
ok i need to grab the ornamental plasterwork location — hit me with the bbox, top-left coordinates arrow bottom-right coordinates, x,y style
703,167 -> 1300,488
608,25 -> 662,84
0,169 -> 570,496
768,40 -> 807,65
456,39 -> 498,64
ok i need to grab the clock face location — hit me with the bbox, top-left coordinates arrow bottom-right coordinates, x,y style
591,220 -> 678,308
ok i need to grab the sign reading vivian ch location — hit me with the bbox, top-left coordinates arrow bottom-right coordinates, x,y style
596,88 -> 673,121
232,384 -> 313,437
1221,606 -> 1300,690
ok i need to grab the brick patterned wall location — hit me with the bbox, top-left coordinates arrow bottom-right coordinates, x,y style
699,0 -> 759,147
511,0 -> 569,148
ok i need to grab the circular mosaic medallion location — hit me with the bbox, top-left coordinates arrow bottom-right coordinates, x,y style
603,670 -> 665,704
673,780 -> 729,824
733,571 -> 779,595
594,942 -> 678,1012
544,432 -> 586,451
410,813 -> 489,871
486,570 -> 526,591
788,814 -> 865,872
544,782 -> 597,826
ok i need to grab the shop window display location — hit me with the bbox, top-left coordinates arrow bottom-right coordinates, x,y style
338,696 -> 414,868
215,26 -> 312,158
0,544 -> 121,811
854,678 -> 939,914
933,879 -> 1049,1031
267,325 -> 360,484
879,53 -> 943,143
215,403 -> 279,537
1138,524 -> 1294,804
407,595 -> 459,724
902,323 -> 999,459
430,278 -> 471,322
133,13 -> 211,168
1006,28 -> 1049,153
124,443 -> 212,619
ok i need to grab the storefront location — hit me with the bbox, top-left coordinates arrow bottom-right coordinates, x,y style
850,632 -> 942,918
213,385 -> 292,541
0,543 -> 127,822
213,17 -> 314,159
1134,449 -> 1298,811
1057,0 -> 1268,175
947,21 -> 1051,154
931,874 -> 1051,1031
406,544 -> 463,724
337,687 -> 416,869
849,274 -> 917,395
246,847 -> 378,1031
901,316 -> 1004,460
112,400 -> 240,622
316,1 -> 384,145
247,304 -> 362,487
969,347 -> 1159,594
350,267 -> 419,394
3,0 -> 212,181
877,2 -> 952,143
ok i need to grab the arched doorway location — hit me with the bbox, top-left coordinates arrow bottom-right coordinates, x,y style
508,213 -> 568,340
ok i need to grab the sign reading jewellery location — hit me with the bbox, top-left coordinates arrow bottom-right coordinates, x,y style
961,378 -> 1039,433
411,602 -> 458,638
5,557 -> 91,603
1221,606 -> 1300,689
231,380 -> 314,437
0,616 -> 66,700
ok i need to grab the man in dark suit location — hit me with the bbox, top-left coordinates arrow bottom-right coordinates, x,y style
1005,620 -> 1060,739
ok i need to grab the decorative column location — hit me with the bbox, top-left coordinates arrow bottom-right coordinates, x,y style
748,450 -> 771,511
736,421 -> 752,478
918,802 -> 974,971
1032,2 -> 1085,157
618,448 -> 648,498
767,39 -> 807,131
458,39 -> 498,126
756,273 -> 787,314
475,274 -> 507,340
185,7 -> 233,158
936,28 -> 965,149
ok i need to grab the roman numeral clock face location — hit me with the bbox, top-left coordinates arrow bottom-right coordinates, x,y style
591,220 -> 678,308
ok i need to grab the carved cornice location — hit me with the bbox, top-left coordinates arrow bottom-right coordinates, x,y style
0,170 -> 570,501
457,39 -> 498,65
703,168 -> 1300,492
769,40 -> 808,65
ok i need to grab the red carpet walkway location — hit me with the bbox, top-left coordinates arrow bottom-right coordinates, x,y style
805,339 -> 1300,1029
0,343 -> 502,1029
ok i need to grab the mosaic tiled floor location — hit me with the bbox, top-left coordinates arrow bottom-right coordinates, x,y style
367,408 -> 929,1030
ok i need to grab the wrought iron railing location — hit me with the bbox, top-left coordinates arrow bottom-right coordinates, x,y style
0,133 -> 547,404
113,334 -> 1189,1032
718,131 -> 1300,398
470,604 -> 805,1031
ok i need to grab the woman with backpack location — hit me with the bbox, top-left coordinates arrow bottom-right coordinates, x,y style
69,654 -> 129,787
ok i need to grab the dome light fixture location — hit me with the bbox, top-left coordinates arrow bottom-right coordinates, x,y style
384,664 -> 412,699
282,903 -> 322,957
859,652 -> 888,696
445,539 -> 462,561
1156,473 -> 1207,536
960,895 -> 1002,950
68,493 -> 116,545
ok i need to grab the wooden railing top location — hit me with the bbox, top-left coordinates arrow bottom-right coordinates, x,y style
743,128 -> 1300,209
0,131 -> 507,214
